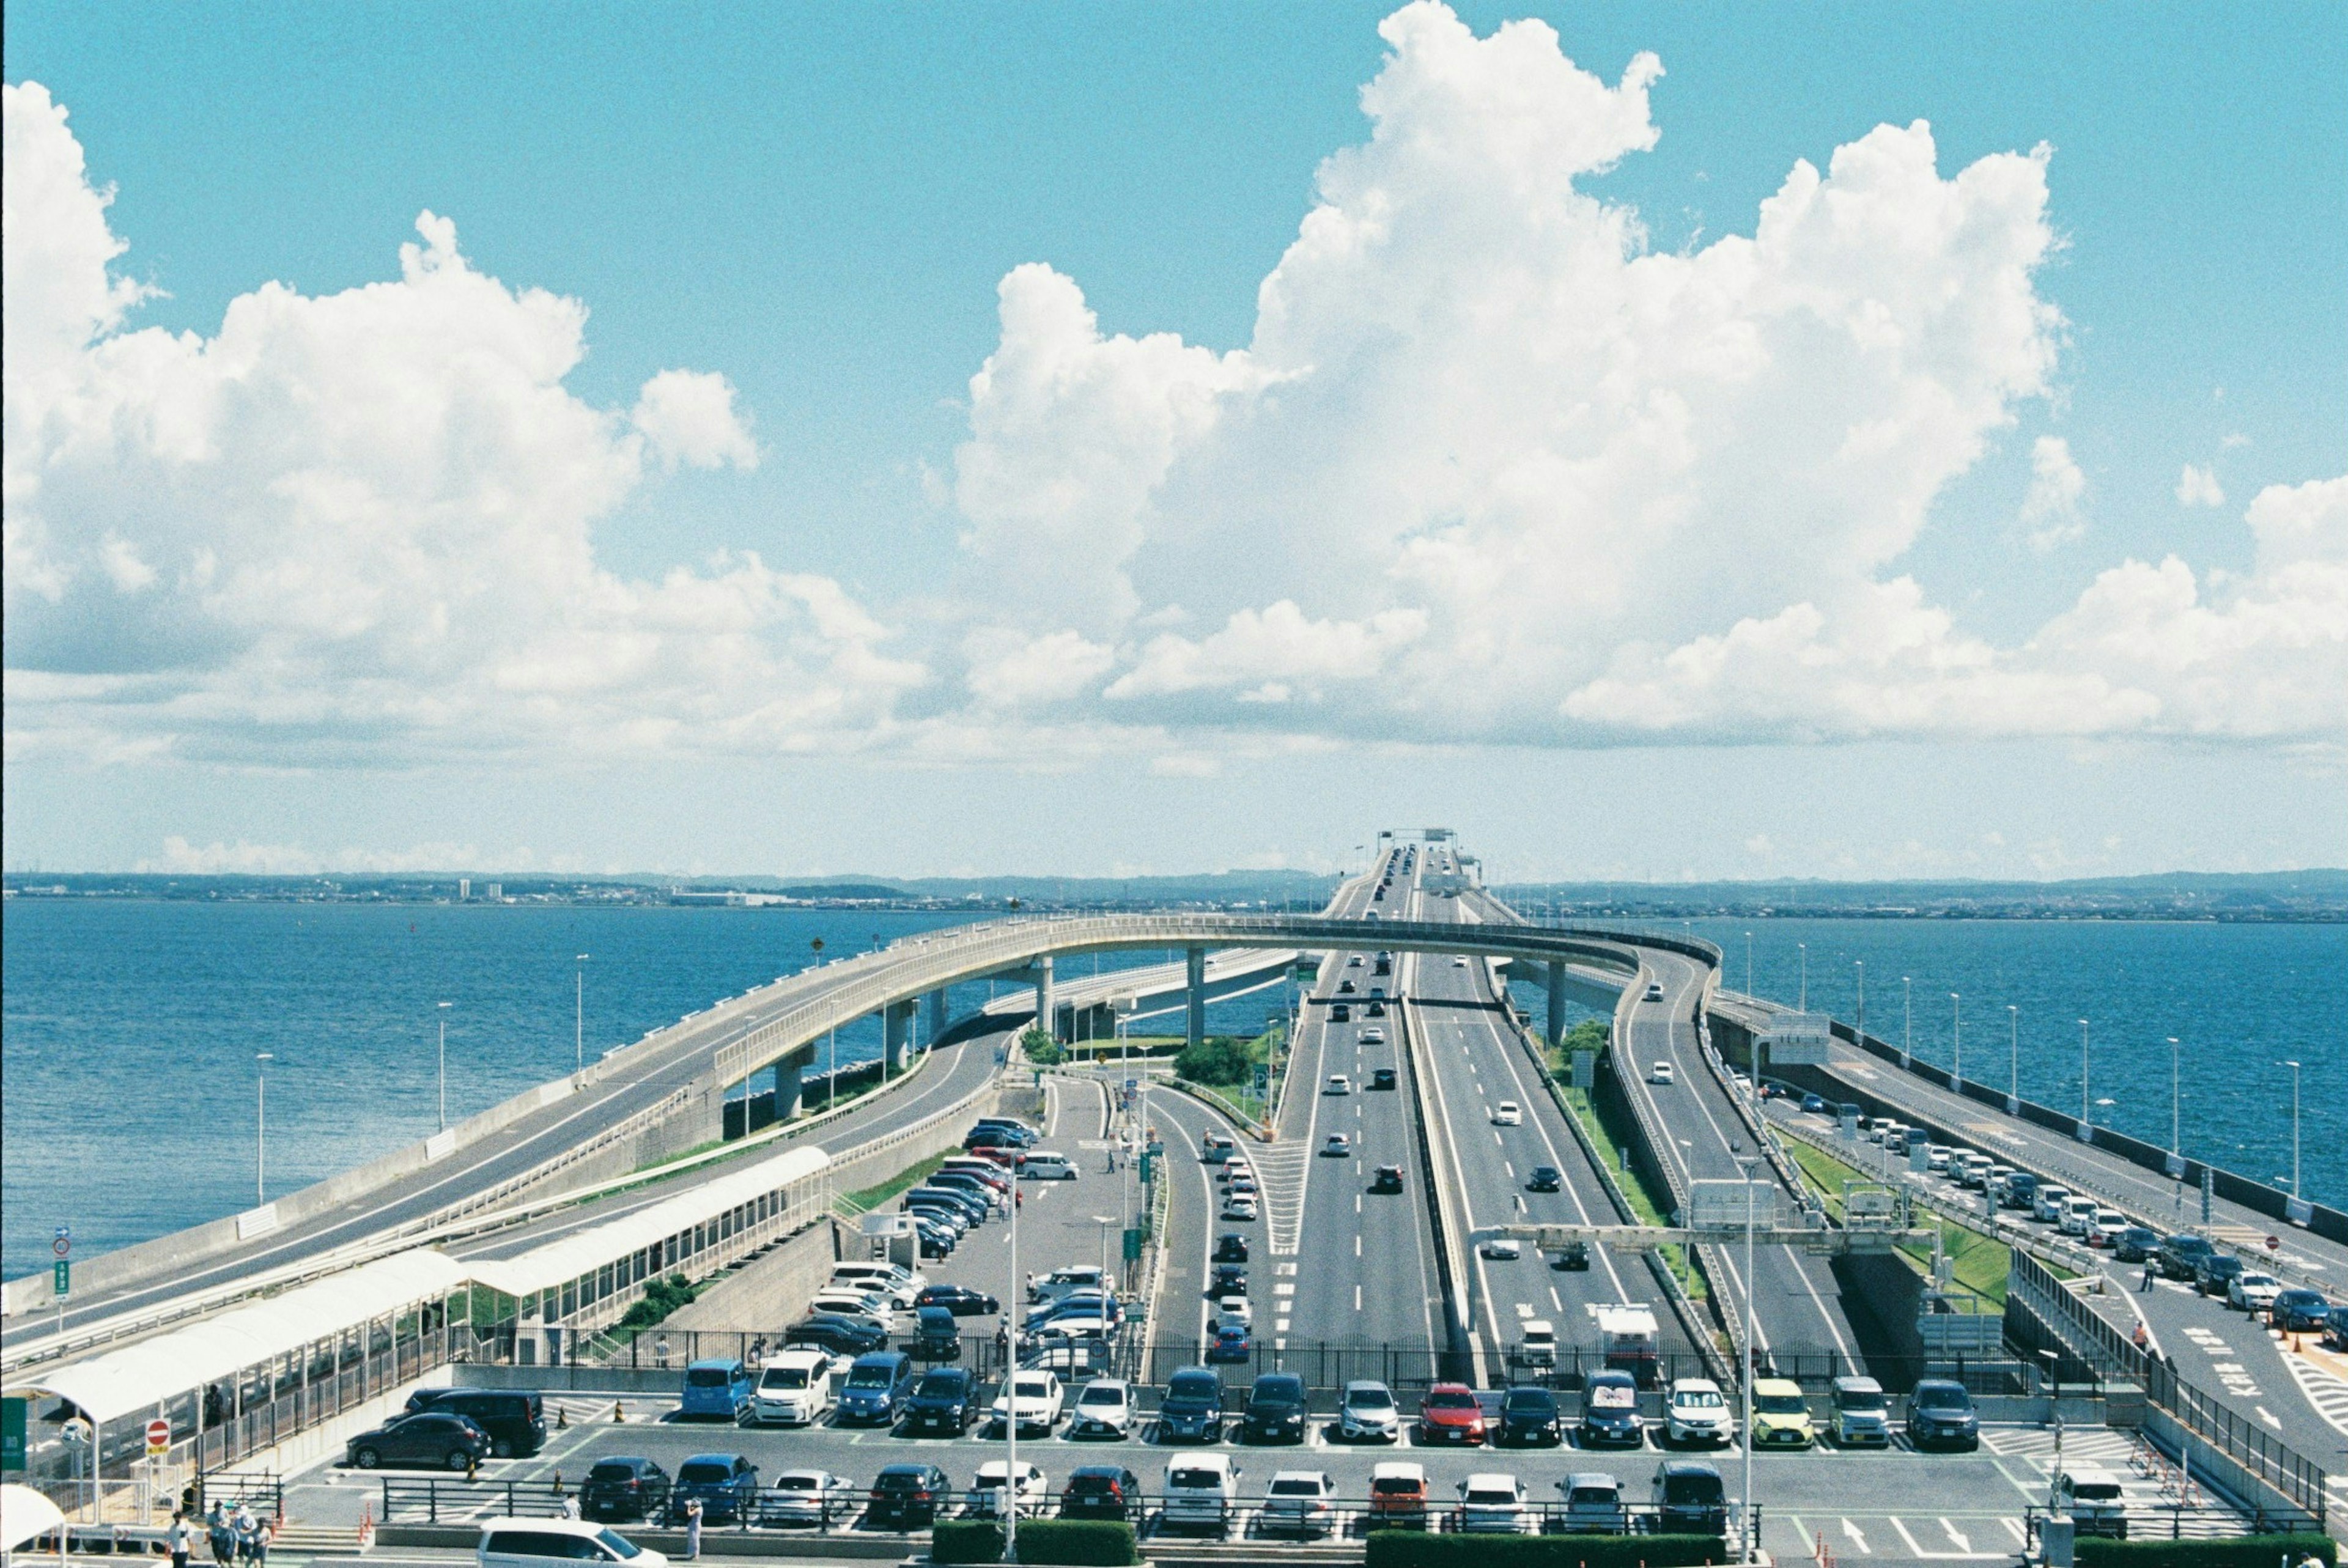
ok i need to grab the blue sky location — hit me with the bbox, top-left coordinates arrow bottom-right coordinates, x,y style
3,2 -> 2342,878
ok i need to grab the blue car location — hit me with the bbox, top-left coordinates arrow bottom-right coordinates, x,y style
666,1454 -> 758,1524
677,1359 -> 753,1422
837,1351 -> 917,1425
1206,1325 -> 1253,1364
1907,1380 -> 1979,1451
2270,1289 -> 2332,1333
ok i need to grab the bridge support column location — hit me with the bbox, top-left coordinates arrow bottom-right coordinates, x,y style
923,987 -> 947,1046
1546,960 -> 1566,1048
773,1055 -> 803,1121
1033,956 -> 1055,1043
1186,946 -> 1207,1051
885,998 -> 917,1071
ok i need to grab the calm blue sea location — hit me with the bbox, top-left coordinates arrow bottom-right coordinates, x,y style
0,901 -> 1292,1277
2,903 -> 2339,1276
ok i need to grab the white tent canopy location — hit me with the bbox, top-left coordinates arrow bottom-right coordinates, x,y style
1,1482 -> 68,1551
2,1250 -> 468,1425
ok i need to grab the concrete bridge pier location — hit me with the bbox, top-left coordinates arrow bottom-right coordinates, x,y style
884,998 -> 918,1071
1547,960 -> 1566,1047
923,988 -> 947,1047
773,1055 -> 804,1120
1186,946 -> 1207,1050
1033,955 -> 1055,1043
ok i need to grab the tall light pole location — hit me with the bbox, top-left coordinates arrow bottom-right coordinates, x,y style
1004,1150 -> 1022,1562
2282,1060 -> 2302,1198
255,1052 -> 275,1204
1797,943 -> 1807,1011
1950,993 -> 1962,1090
1744,932 -> 1754,996
574,954 -> 590,1075
2008,1006 -> 2020,1113
1901,977 -> 1912,1069
2168,1036 -> 2183,1212
1092,1215 -> 1118,1297
437,1001 -> 452,1132
2078,1020 -> 2091,1135
1737,1154 -> 1759,1566
1855,960 -> 1865,1040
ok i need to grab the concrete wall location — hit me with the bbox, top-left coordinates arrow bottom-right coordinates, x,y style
660,1220 -> 844,1335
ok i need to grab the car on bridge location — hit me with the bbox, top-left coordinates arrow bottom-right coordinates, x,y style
1649,1061 -> 1674,1085
1549,1239 -> 1591,1270
1206,1324 -> 1253,1363
1480,1236 -> 1523,1261
2155,1233 -> 2214,1279
2272,1288 -> 2333,1333
1325,1074 -> 1351,1094
1526,1165 -> 1562,1191
1370,1066 -> 1397,1089
1221,1193 -> 1258,1221
2195,1253 -> 2246,1297
2229,1270 -> 2284,1313
1371,1163 -> 1406,1193
1323,1132 -> 1353,1156
1214,1232 -> 1249,1262
1491,1101 -> 1523,1126
1642,982 -> 1664,1003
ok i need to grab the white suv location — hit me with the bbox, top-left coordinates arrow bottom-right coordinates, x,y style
1162,1454 -> 1240,1536
751,1350 -> 834,1426
1666,1378 -> 1733,1446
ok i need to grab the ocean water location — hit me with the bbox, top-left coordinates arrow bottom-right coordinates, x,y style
2,902 -> 2338,1276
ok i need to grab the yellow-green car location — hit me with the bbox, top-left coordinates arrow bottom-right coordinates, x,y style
1751,1379 -> 1816,1448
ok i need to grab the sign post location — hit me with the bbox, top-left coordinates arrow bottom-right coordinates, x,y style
53,1225 -> 72,1341
147,1419 -> 171,1457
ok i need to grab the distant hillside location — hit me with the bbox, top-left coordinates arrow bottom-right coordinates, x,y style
1490,869 -> 2348,921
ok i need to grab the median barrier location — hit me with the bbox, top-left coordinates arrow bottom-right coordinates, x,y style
932,1519 -> 1135,1565
1362,1533 -> 1732,1568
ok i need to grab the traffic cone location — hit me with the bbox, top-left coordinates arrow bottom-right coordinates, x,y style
558,1406 -> 569,1430
613,1401 -> 626,1423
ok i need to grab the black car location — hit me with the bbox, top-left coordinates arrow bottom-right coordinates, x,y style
912,1306 -> 962,1360
866,1464 -> 950,1529
900,1368 -> 978,1434
1549,1239 -> 1592,1272
580,1457 -> 670,1522
668,1454 -> 759,1525
1370,1165 -> 1405,1194
1367,1001 -> 1387,1017
2113,1227 -> 2160,1264
1060,1465 -> 1142,1521
1369,1067 -> 1397,1091
915,1284 -> 998,1316
1526,1166 -> 1562,1193
2195,1254 -> 2246,1297
1332,1003 -> 1351,1023
1214,1233 -> 1250,1263
786,1314 -> 888,1356
2156,1234 -> 2214,1281
1241,1373 -> 1310,1444
1906,1380 -> 1980,1451
1209,1264 -> 1247,1297
2272,1289 -> 2333,1333
1497,1385 -> 1562,1446
345,1410 -> 490,1471
2001,1172 -> 2039,1210
1156,1367 -> 1226,1443
400,1389 -> 546,1457
1578,1370 -> 1641,1447
1655,1462 -> 1729,1536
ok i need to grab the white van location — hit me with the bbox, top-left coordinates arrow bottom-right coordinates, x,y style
479,1519 -> 663,1568
1020,1151 -> 1077,1181
2058,1466 -> 2129,1539
1162,1453 -> 1241,1535
751,1349 -> 835,1426
2032,1185 -> 2072,1224
828,1263 -> 920,1306
1520,1320 -> 1557,1368
2060,1196 -> 2100,1237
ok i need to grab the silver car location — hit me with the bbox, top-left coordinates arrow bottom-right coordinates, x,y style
1337,1380 -> 1399,1442
1558,1473 -> 1626,1534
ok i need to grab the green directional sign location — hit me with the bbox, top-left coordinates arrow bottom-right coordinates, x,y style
53,1260 -> 70,1297
1121,1227 -> 1144,1262
2,1397 -> 27,1470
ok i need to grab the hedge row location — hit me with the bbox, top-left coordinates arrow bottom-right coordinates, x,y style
929,1518 -> 1138,1566
1364,1533 -> 1732,1568
2077,1533 -> 2335,1568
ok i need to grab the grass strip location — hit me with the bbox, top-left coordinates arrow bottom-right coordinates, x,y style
838,1151 -> 947,1214
1559,1083 -> 1707,1301
1782,1136 -> 2011,1308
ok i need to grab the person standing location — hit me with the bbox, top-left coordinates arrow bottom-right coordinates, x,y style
206,1503 -> 234,1567
169,1511 -> 193,1568
683,1498 -> 703,1561
2140,1257 -> 2156,1292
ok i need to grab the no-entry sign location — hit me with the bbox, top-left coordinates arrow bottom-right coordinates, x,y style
146,1419 -> 170,1455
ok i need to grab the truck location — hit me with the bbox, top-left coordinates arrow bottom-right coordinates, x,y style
1589,1304 -> 1659,1383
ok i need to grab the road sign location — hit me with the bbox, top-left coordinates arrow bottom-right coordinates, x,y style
53,1259 -> 70,1297
1122,1227 -> 1143,1262
53,1237 -> 70,1257
2265,1235 -> 2281,1251
54,1224 -> 72,1240
146,1418 -> 171,1456
1759,1013 -> 1833,1066
1,1397 -> 26,1470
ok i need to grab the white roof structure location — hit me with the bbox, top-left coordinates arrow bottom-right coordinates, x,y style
6,1250 -> 468,1424
465,1143 -> 829,1300
2,1483 -> 68,1551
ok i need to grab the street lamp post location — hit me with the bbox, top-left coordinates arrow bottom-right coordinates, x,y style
574,954 -> 590,1075
2008,1006 -> 2020,1114
1092,1215 -> 1118,1297
2078,1020 -> 2091,1138
1744,932 -> 1754,996
2168,1037 -> 2183,1212
1901,977 -> 1912,1069
2282,1060 -> 2302,1198
1855,960 -> 1865,1040
1797,943 -> 1807,1012
255,1052 -> 275,1205
1005,1153 -> 1022,1562
1950,993 -> 1962,1090
437,1001 -> 452,1132
1737,1154 -> 1759,1566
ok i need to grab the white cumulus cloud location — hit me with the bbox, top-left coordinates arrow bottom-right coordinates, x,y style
2021,435 -> 2086,551
2176,463 -> 2226,508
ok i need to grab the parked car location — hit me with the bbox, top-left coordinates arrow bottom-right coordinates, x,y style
2229,1271 -> 2284,1313
1257,1472 -> 1333,1539
1336,1380 -> 1399,1443
1058,1465 -> 1142,1522
1666,1378 -> 1733,1447
990,1369 -> 1065,1436
1578,1370 -> 1642,1447
665,1455 -> 757,1525
1368,1462 -> 1429,1528
1068,1378 -> 1134,1439
477,1518 -> 665,1568
901,1368 -> 979,1435
864,1464 -> 949,1530
1456,1473 -> 1532,1534
677,1360 -> 754,1423
785,1314 -> 887,1357
911,1306 -> 962,1359
1241,1373 -> 1309,1444
914,1284 -> 997,1316
402,1389 -> 545,1457
1496,1385 -> 1562,1447
965,1460 -> 1048,1520
1160,1454 -> 1241,1536
1558,1473 -> 1627,1535
2058,1466 -> 2130,1540
1653,1461 -> 1729,1536
836,1351 -> 917,1426
579,1457 -> 670,1523
751,1350 -> 834,1427
2195,1254 -> 2247,1297
1751,1378 -> 1815,1448
1417,1383 -> 1486,1445
756,1470 -> 855,1528
345,1410 -> 491,1471
1906,1380 -> 1980,1451
2272,1289 -> 2333,1333
1829,1375 -> 1891,1447
1156,1367 -> 1226,1443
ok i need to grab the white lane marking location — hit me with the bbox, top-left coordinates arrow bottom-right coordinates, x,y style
2257,1405 -> 2281,1429
2000,1518 -> 2028,1544
1355,1235 -> 1362,1257
1940,1518 -> 1971,1553
1355,1286 -> 1362,1312
1841,1518 -> 1870,1554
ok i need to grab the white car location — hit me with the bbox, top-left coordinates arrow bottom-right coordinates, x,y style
2091,1210 -> 2130,1248
1650,1061 -> 1675,1085
2060,1196 -> 2100,1237
806,1288 -> 894,1323
758,1469 -> 855,1526
1069,1378 -> 1134,1439
2229,1271 -> 2284,1313
1492,1102 -> 1523,1127
750,1350 -> 834,1426
1222,1194 -> 1259,1221
1161,1454 -> 1241,1536
965,1460 -> 1047,1520
1666,1378 -> 1733,1446
1457,1473 -> 1532,1533
990,1371 -> 1065,1435
1213,1296 -> 1253,1330
1263,1471 -> 1337,1537
1642,982 -> 1665,1003
1220,1159 -> 1255,1184
479,1519 -> 665,1568
1925,1146 -> 1953,1172
1452,955 -> 1469,967
1480,1236 -> 1523,1261
1359,1028 -> 1387,1045
1326,1075 -> 1352,1095
1323,1132 -> 1353,1157
1337,1380 -> 1399,1442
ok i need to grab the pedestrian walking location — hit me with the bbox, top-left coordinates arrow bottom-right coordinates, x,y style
207,1503 -> 233,1567
232,1507 -> 257,1565
2131,1321 -> 2149,1352
683,1498 -> 703,1561
249,1518 -> 270,1568
655,1334 -> 671,1370
561,1494 -> 581,1521
169,1511 -> 193,1568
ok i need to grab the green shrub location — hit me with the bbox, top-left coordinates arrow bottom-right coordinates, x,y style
2077,1533 -> 2334,1568
1174,1036 -> 1254,1086
930,1518 -> 1003,1564
1020,1026 -> 1065,1066
615,1273 -> 695,1330
1002,1520 -> 1137,1564
1364,1534 -> 1729,1568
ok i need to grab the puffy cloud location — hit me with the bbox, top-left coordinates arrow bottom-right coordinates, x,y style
2176,463 -> 2226,508
2,83 -> 917,765
964,628 -> 1118,707
2021,435 -> 2086,551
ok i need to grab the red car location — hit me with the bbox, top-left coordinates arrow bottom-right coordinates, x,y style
962,1146 -> 1018,1168
1417,1383 -> 1485,1445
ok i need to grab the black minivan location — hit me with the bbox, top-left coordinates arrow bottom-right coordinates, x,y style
402,1388 -> 547,1457
1241,1373 -> 1309,1444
